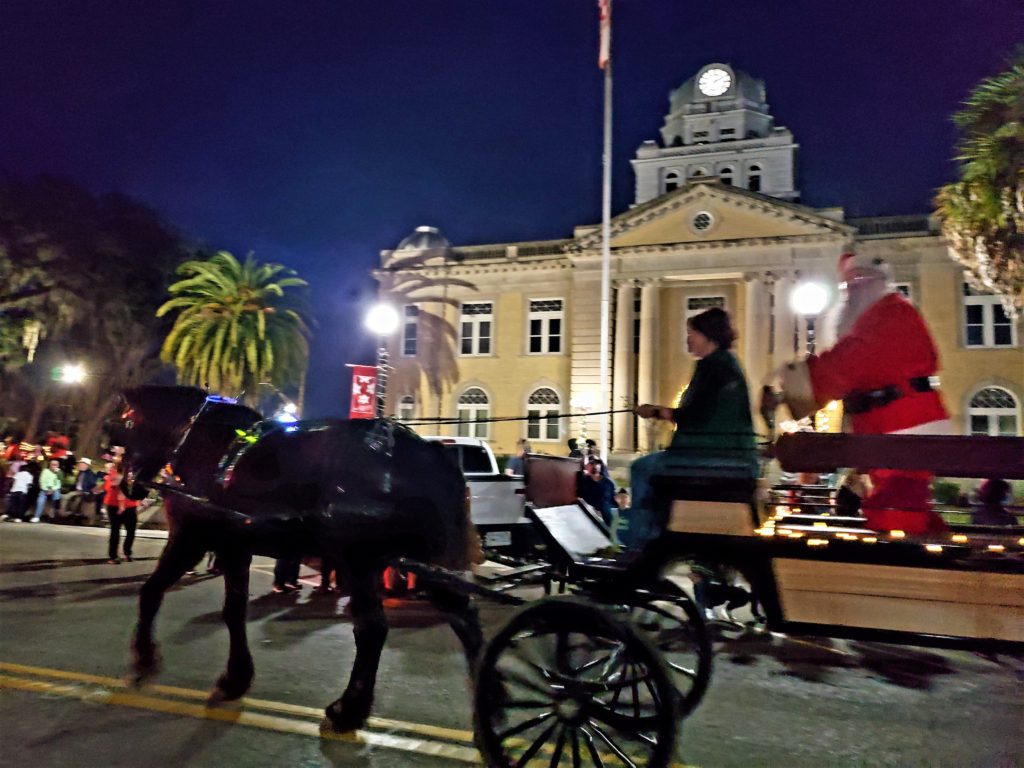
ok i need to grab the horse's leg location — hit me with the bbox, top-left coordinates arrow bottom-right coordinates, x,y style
132,535 -> 207,684
208,549 -> 255,704
325,564 -> 388,732
426,586 -> 483,678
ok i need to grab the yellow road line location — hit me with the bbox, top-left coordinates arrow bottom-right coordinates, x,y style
0,661 -> 476,744
0,674 -> 481,764
0,661 -> 698,767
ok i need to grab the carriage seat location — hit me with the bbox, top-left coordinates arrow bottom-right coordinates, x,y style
651,453 -> 760,537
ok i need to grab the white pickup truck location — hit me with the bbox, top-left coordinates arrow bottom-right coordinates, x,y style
422,436 -> 534,553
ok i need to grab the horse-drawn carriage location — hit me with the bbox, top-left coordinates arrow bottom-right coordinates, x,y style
470,432 -> 1024,767
118,386 -> 1023,768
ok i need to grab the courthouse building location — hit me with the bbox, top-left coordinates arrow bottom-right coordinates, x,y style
374,63 -> 1023,457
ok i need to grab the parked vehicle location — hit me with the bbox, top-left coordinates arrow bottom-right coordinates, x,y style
422,436 -> 535,554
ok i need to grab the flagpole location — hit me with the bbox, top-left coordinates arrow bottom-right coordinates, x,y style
598,0 -> 613,460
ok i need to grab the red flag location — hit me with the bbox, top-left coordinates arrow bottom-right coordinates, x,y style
598,0 -> 611,69
349,365 -> 377,419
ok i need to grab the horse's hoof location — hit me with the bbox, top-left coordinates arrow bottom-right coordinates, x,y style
323,699 -> 368,733
210,671 -> 253,703
130,647 -> 162,687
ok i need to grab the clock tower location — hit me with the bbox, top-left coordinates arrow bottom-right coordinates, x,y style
631,63 -> 800,204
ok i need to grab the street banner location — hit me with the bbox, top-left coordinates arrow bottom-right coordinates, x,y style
349,365 -> 377,419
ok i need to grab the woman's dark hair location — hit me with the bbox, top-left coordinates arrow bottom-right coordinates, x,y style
687,307 -> 737,349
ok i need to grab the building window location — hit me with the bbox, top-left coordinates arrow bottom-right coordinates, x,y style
967,387 -> 1020,436
398,395 -> 415,422
401,305 -> 419,356
460,302 -> 493,355
686,295 -> 726,322
692,130 -> 709,140
457,387 -> 490,438
748,164 -> 762,192
690,167 -> 708,178
691,212 -> 714,232
664,170 -> 681,193
528,299 -> 563,354
719,166 -> 734,186
720,127 -> 736,139
963,284 -> 1016,348
526,387 -> 561,441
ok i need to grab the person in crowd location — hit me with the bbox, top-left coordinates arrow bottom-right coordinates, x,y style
567,438 -> 583,460
102,464 -> 124,559
629,307 -> 758,546
835,470 -> 870,518
613,487 -> 630,511
505,439 -> 530,477
23,459 -> 42,521
32,459 -> 63,522
93,460 -> 115,523
972,478 -> 1017,527
272,555 -> 301,593
62,458 -> 98,522
771,252 -> 950,536
2,464 -> 34,522
108,469 -> 147,563
578,458 -> 616,527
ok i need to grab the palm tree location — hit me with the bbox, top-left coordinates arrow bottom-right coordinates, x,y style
936,51 -> 1024,318
158,251 -> 313,402
379,249 -> 477,420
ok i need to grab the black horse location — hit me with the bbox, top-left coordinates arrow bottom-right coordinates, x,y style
120,385 -> 482,732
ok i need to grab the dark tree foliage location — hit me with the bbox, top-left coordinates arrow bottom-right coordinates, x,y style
0,175 -> 190,454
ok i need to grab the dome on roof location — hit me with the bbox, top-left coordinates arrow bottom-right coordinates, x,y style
396,226 -> 450,251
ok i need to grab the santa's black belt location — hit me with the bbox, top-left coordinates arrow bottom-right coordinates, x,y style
843,377 -> 934,415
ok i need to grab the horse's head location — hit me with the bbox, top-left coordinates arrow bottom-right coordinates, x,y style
121,385 -> 209,486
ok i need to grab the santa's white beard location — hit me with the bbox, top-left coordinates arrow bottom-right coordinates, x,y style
833,279 -> 892,339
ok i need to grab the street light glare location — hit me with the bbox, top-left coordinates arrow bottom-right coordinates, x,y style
365,303 -> 400,336
790,282 -> 829,317
60,363 -> 87,384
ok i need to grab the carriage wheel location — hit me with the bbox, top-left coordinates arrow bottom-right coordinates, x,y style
475,597 -> 678,768
616,581 -> 712,718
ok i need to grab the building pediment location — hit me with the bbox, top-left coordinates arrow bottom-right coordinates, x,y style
572,181 -> 854,251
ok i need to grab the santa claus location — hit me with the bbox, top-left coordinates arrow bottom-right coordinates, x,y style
775,252 -> 951,535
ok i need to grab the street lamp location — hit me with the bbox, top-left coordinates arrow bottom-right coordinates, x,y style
364,303 -> 399,419
790,281 -> 829,354
58,363 -> 87,384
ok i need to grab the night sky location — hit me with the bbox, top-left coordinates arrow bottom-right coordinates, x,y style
2,0 -> 1020,416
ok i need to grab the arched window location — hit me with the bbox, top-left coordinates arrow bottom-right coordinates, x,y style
664,170 -> 681,193
457,387 -> 490,438
967,387 -> 1020,436
398,395 -> 415,422
748,164 -> 762,192
719,166 -> 734,186
690,167 -> 708,179
527,387 -> 561,441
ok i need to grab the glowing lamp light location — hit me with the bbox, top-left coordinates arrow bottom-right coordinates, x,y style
59,363 -> 87,384
790,281 -> 829,317
365,303 -> 400,336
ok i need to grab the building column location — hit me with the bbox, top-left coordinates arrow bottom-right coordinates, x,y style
743,273 -> 769,388
637,279 -> 660,452
771,273 -> 797,369
612,281 -> 636,452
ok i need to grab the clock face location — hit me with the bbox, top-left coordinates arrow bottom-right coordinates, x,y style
698,68 -> 731,97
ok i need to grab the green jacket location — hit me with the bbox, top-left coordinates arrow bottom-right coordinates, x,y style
666,348 -> 758,477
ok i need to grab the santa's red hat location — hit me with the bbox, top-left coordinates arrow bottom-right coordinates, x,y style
837,252 -> 892,284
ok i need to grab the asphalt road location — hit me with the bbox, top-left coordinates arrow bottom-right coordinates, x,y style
1,524 -> 1021,767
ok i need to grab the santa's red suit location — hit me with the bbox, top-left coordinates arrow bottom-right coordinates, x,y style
780,256 -> 950,535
